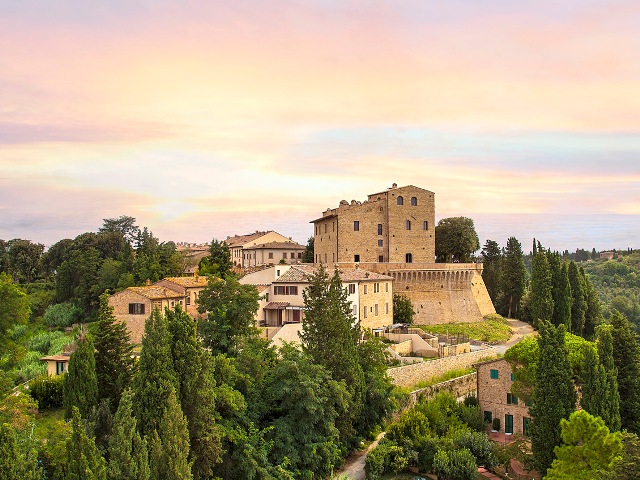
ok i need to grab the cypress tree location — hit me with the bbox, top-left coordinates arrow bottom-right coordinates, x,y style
610,311 -> 640,434
94,292 -> 135,411
580,346 -> 608,423
583,271 -> 601,340
530,321 -> 576,475
108,389 -> 150,480
481,239 -> 502,304
65,407 -> 107,480
64,335 -> 98,419
0,423 -> 41,480
597,325 -> 621,432
529,253 -> 554,326
500,237 -> 526,318
133,309 -> 178,437
549,256 -> 572,329
568,261 -> 587,336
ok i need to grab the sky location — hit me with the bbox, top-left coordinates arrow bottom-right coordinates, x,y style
1,0 -> 639,253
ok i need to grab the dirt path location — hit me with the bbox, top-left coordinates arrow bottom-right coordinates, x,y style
494,318 -> 535,354
334,432 -> 385,480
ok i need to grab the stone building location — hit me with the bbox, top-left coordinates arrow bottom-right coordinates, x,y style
311,184 -> 435,265
475,358 -> 531,436
153,275 -> 209,318
225,231 -> 304,268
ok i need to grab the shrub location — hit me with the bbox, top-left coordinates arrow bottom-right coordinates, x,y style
463,395 -> 479,407
454,430 -> 496,468
433,448 -> 478,480
415,436 -> 440,472
26,331 -> 73,355
29,374 -> 65,410
457,404 -> 485,432
44,302 -> 83,328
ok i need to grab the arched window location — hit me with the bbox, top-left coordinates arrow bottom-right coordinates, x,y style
406,220 -> 411,230
411,196 -> 418,206
422,220 -> 428,230
405,253 -> 413,263
397,196 -> 404,205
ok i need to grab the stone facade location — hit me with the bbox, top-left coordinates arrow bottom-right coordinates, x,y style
153,275 -> 209,318
408,373 -> 477,405
226,231 -> 302,268
476,358 -> 531,436
311,184 -> 435,265
387,347 -> 498,389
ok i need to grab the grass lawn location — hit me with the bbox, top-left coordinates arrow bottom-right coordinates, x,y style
34,407 -> 65,439
415,314 -> 512,344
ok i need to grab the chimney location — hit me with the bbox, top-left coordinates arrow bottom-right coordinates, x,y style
392,183 -> 397,188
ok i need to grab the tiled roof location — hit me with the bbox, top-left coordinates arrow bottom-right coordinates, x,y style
248,241 -> 304,250
128,285 -> 184,299
41,354 -> 71,362
255,284 -> 270,293
225,231 -> 270,247
162,276 -> 209,288
264,302 -> 290,309
275,265 -> 392,284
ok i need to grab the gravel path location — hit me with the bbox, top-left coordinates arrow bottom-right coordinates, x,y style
494,318 -> 535,354
334,432 -> 385,480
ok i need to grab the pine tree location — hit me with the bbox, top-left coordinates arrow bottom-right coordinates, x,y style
108,389 -> 150,480
530,321 -> 576,475
152,388 -> 193,480
300,264 -> 365,447
500,237 -> 526,318
0,423 -> 41,480
64,335 -> 98,419
568,261 -> 587,336
597,325 -> 621,432
132,309 -> 178,437
529,253 -> 554,326
94,292 -> 135,411
65,407 -> 107,480
610,311 -> 640,434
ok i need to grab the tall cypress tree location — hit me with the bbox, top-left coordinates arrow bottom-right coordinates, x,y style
64,335 -> 98,419
300,264 -> 365,447
583,270 -> 601,340
152,388 -> 193,480
108,389 -> 150,480
500,237 -> 526,318
580,346 -> 608,423
133,309 -> 178,437
0,423 -> 41,480
481,239 -> 502,304
610,311 -> 640,434
529,253 -> 554,326
568,261 -> 587,336
530,321 -> 576,475
597,325 -> 621,432
549,254 -> 572,329
66,407 -> 107,480
94,292 -> 135,411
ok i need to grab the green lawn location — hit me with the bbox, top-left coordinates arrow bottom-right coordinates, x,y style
415,314 -> 512,344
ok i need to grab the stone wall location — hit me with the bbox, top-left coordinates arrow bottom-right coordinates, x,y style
408,372 -> 477,405
389,339 -> 413,356
388,347 -> 498,389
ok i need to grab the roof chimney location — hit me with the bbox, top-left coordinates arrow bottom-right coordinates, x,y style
392,183 -> 397,188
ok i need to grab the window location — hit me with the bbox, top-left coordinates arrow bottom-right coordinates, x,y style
353,305 -> 357,316
129,303 -> 145,315
363,285 -> 368,294
507,393 -> 518,405
483,411 -> 492,424
385,282 -> 389,292
275,286 -> 285,295
490,369 -> 499,379
397,196 -> 404,205
411,196 -> 417,206
186,295 -> 191,306
354,254 -> 360,262
378,255 -> 384,262
298,252 -> 302,258
56,361 -> 66,375
406,220 -> 411,230
505,414 -> 514,434
385,303 -> 389,314
377,224 -> 383,235
286,286 -> 298,295
354,221 -> 359,231
405,253 -> 413,263
374,304 -> 378,315
378,239 -> 383,247
525,399 -> 533,407
324,224 -> 327,233
268,252 -> 273,259
348,284 -> 356,294
364,306 -> 367,318
282,252 -> 287,259
511,373 -> 515,381
277,269 -> 281,276
374,282 -> 380,293
422,221 -> 428,230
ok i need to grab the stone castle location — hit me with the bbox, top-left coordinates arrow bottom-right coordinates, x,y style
311,184 -> 495,324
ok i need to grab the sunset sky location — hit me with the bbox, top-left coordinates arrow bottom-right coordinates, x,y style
1,1 -> 639,252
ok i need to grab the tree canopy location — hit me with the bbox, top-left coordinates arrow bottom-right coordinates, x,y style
435,217 -> 480,263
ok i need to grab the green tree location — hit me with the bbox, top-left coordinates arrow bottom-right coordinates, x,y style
198,239 -> 232,278
300,265 -> 365,448
583,272 -> 601,340
548,253 -> 572,329
94,293 -> 135,411
529,253 -> 554,326
545,410 -> 622,480
392,293 -> 414,324
580,346 -> 609,425
499,237 -> 526,318
197,276 -> 260,356
435,216 -> 480,263
302,237 -> 314,263
0,272 -> 30,350
108,389 -> 150,480
99,215 -> 140,245
5,238 -> 45,283
604,432 -> 640,480
0,423 -> 41,480
610,311 -> 640,434
132,309 -> 178,437
530,321 -> 576,475
64,336 -> 98,419
481,239 -> 502,303
596,324 -> 621,432
433,448 -> 478,480
569,261 -> 587,336
65,407 -> 107,480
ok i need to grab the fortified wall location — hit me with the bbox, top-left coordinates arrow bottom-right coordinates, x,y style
341,262 -> 496,324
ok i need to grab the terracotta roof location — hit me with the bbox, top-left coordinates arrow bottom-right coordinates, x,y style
264,302 -> 290,309
255,284 -> 270,293
41,354 -> 70,362
225,231 -> 270,247
128,285 -> 184,300
162,276 -> 209,288
248,241 -> 304,250
275,265 -> 393,284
